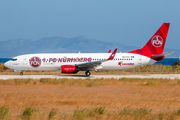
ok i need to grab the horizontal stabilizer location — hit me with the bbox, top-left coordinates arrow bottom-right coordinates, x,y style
151,52 -> 173,61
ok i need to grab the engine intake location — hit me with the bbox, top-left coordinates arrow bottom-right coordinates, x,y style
61,65 -> 78,73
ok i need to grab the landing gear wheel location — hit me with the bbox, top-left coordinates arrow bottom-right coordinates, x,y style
20,72 -> 23,76
85,71 -> 91,76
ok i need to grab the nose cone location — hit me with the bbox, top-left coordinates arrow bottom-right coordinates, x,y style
4,61 -> 10,68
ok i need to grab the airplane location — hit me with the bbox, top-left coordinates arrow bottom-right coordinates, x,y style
4,23 -> 172,76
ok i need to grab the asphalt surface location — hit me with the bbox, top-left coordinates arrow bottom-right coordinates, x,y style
0,74 -> 180,80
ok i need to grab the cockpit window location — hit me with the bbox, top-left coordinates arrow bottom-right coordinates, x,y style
12,59 -> 17,61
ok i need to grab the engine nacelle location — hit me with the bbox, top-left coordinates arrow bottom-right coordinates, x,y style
61,65 -> 78,73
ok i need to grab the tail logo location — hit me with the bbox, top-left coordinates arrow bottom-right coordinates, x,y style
151,35 -> 163,47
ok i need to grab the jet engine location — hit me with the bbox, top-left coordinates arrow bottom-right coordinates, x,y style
61,65 -> 78,73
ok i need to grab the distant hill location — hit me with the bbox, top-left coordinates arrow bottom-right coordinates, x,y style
0,36 -> 179,58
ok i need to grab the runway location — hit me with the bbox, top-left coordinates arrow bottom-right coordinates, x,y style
0,74 -> 180,80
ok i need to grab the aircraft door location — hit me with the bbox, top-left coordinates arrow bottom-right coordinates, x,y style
138,56 -> 142,64
23,57 -> 28,65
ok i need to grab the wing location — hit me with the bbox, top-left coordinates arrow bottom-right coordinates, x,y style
76,48 -> 117,70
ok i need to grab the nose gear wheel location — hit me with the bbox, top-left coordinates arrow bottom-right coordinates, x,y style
85,71 -> 91,76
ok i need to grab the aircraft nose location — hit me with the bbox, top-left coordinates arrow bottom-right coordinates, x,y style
4,61 -> 10,67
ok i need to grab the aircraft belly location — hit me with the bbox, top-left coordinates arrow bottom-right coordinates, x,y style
16,64 -> 60,71
31,65 -> 60,71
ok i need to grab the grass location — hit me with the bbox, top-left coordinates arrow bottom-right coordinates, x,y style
86,81 -> 93,87
145,81 -> 157,86
0,77 -> 180,119
0,63 -> 8,71
0,106 -> 9,120
94,107 -> 105,115
48,109 -> 58,120
155,113 -> 175,120
118,108 -> 152,116
0,79 -> 31,85
72,107 -> 106,119
73,109 -> 89,119
1,107 -> 180,120
14,78 -> 31,84
0,78 -> 180,87
22,107 -> 35,120
174,109 -> 180,115
40,78 -> 61,84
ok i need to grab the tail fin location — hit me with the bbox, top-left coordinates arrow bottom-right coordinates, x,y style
128,23 -> 170,58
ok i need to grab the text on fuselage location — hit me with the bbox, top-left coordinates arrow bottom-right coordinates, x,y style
41,57 -> 92,63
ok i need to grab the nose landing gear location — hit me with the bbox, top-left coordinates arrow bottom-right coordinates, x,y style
20,72 -> 23,76
85,71 -> 91,76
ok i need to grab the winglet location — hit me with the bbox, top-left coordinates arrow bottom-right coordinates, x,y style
108,50 -> 111,53
107,48 -> 117,60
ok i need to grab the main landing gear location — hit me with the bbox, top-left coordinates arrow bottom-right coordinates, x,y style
20,72 -> 23,76
85,71 -> 91,76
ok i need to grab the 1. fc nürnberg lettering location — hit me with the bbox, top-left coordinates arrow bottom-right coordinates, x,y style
29,57 -> 92,67
42,57 -> 92,63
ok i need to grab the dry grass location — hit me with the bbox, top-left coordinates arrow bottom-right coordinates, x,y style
0,77 -> 179,87
0,78 -> 180,119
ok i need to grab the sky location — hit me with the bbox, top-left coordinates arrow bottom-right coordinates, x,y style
0,0 -> 180,49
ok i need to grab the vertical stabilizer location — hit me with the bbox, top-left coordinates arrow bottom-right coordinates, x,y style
128,23 -> 170,57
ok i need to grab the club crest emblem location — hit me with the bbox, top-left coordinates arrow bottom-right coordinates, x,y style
29,57 -> 41,67
151,35 -> 163,47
